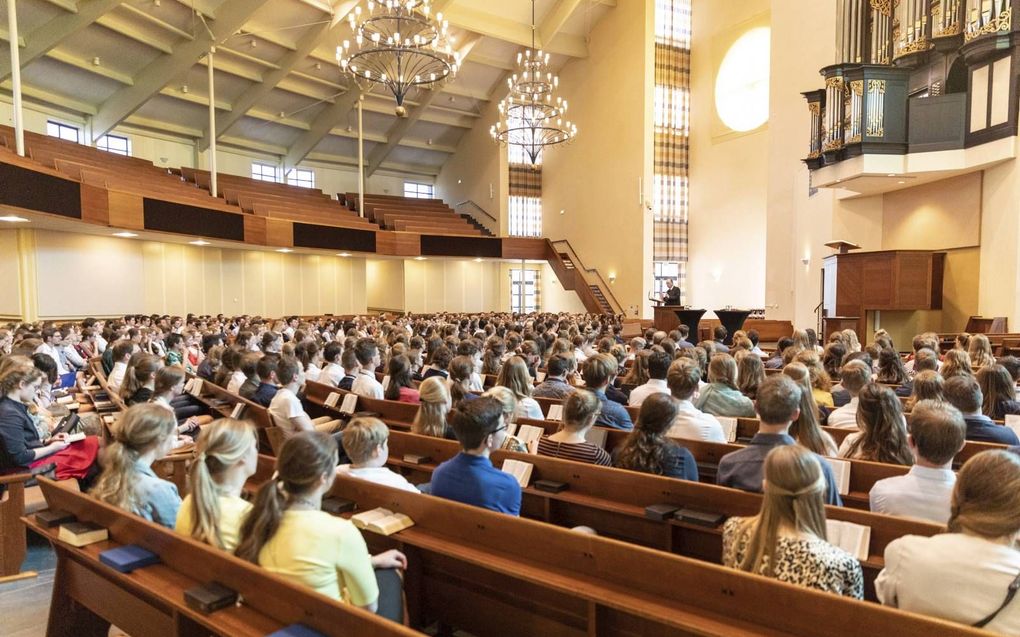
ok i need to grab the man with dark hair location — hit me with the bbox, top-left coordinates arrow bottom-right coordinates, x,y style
431,397 -> 522,515
533,354 -> 575,399
628,350 -> 672,406
869,400 -> 965,524
251,354 -> 280,407
998,355 -> 1020,383
338,349 -> 360,391
674,325 -> 694,350
717,375 -> 842,505
747,329 -> 764,356
712,325 -> 730,354
944,376 -> 1020,445
764,337 -> 794,370
827,360 -> 872,427
582,354 -> 633,430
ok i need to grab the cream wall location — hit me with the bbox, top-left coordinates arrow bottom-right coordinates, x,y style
541,0 -> 653,318
882,174 -> 981,250
0,230 -> 22,318
688,1 -> 769,313
434,96 -> 503,234
403,259 -> 502,313
366,258 -> 406,311
978,159 -> 1020,321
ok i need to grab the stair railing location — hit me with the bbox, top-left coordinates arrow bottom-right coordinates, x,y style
548,239 -> 624,315
455,200 -> 498,235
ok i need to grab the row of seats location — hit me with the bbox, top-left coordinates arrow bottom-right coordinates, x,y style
343,191 -> 491,236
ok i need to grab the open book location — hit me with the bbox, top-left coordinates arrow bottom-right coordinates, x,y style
547,404 -> 564,421
717,416 -> 738,443
584,427 -> 608,448
825,457 -> 851,496
501,459 -> 534,488
350,508 -> 414,536
230,403 -> 246,419
826,519 -> 871,561
185,378 -> 204,398
1006,414 -> 1020,440
515,425 -> 545,453
381,375 -> 391,391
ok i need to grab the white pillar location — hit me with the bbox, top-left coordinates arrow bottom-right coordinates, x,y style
7,0 -> 25,156
358,97 -> 365,217
208,47 -> 218,198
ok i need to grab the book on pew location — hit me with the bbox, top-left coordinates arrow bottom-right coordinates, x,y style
584,427 -> 608,448
501,459 -> 534,488
58,371 -> 77,389
675,508 -> 726,528
230,403 -> 246,419
825,519 -> 871,561
184,581 -> 239,614
267,624 -> 329,637
324,392 -> 341,408
339,393 -> 359,415
99,544 -> 161,573
534,479 -> 568,493
36,509 -> 76,528
644,504 -> 679,521
381,375 -> 390,391
717,416 -> 738,443
515,425 -> 545,453
320,496 -> 356,514
402,454 -> 431,465
186,378 -> 203,397
350,508 -> 415,535
825,457 -> 851,496
58,521 -> 109,547
547,404 -> 564,421
1006,415 -> 1020,439
65,432 -> 87,444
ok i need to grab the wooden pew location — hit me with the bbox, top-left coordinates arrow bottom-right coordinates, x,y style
316,472 -> 988,636
30,478 -> 417,637
186,379 -> 275,452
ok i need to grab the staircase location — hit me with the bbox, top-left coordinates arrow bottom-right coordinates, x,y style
545,240 -> 622,316
459,213 -> 495,237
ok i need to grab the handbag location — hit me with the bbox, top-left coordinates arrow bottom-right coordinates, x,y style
974,572 -> 1020,628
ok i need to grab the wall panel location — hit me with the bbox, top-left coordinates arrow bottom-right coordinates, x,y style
0,230 -> 22,317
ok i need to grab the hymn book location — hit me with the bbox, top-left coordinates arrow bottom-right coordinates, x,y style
825,520 -> 871,561
58,521 -> 108,547
717,417 -> 738,443
515,425 -> 545,453
584,427 -> 608,448
324,392 -> 341,408
339,393 -> 359,415
535,371 -> 546,382
381,375 -> 390,391
230,403 -> 246,419
501,459 -> 535,488
825,457 -> 852,496
350,508 -> 415,535
186,378 -> 204,398
547,404 -> 564,421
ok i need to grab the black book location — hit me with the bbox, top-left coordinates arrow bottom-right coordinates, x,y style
534,479 -> 568,493
35,509 -> 76,528
644,504 -> 680,521
184,581 -> 239,614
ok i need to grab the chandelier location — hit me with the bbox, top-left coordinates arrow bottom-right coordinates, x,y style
336,0 -> 460,117
490,0 -> 577,165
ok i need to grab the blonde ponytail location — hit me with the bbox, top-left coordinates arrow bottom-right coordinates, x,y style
185,418 -> 256,549
91,404 -> 176,515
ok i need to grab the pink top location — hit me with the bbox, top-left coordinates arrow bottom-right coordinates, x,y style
397,387 -> 421,404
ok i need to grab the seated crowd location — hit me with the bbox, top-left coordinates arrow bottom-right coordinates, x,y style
3,314 -> 1020,632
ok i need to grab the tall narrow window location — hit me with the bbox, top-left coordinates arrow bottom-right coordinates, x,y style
510,268 -> 540,313
508,145 -> 542,237
96,134 -> 131,156
404,182 -> 434,198
288,168 -> 315,188
653,0 -> 692,303
251,162 -> 279,183
46,120 -> 81,143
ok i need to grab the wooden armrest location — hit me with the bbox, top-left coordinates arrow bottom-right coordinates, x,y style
0,472 -> 34,486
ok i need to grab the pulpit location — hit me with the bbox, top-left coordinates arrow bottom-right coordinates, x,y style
653,306 -> 705,338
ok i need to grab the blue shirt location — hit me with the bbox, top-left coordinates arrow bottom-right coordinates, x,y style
716,433 -> 842,506
252,382 -> 278,407
964,415 -> 1020,446
132,460 -> 181,528
0,396 -> 43,470
592,388 -> 633,431
431,453 -> 521,515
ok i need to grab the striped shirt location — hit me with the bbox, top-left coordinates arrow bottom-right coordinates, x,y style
536,436 -> 612,466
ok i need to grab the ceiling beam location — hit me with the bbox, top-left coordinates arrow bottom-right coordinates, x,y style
538,0 -> 584,47
198,0 -> 359,151
0,27 -> 26,48
47,49 -> 135,85
0,0 -> 125,83
443,4 -> 588,58
283,87 -> 362,172
305,151 -> 441,177
95,14 -> 175,53
365,34 -> 479,177
90,0 -> 272,141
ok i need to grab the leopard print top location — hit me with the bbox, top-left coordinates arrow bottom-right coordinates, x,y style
722,517 -> 864,599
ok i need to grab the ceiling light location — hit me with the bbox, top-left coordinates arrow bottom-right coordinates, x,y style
276,248 -> 293,253
92,57 -> 101,66
113,232 -> 138,238
190,240 -> 210,246
0,215 -> 29,222
887,173 -> 896,177
898,180 -> 905,184
315,62 -> 322,70
181,85 -> 189,93
337,252 -> 351,257
250,39 -> 257,48
415,256 -> 426,261
473,258 -> 483,262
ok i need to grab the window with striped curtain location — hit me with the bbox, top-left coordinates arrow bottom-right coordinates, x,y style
653,0 -> 692,302
508,145 -> 543,237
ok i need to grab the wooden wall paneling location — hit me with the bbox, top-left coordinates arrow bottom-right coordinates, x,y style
501,238 -> 548,260
895,252 -> 935,308
376,231 -> 421,257
243,215 -> 267,245
106,190 -> 144,230
862,253 -> 895,308
79,185 -> 110,226
265,219 -> 293,248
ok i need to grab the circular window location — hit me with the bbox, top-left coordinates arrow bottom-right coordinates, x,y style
714,27 -> 771,132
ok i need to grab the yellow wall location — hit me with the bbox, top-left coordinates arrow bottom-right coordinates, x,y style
541,0 -> 653,319
0,230 -> 22,318
434,96 -> 503,234
366,258 -> 406,311
403,259 -> 502,314
882,174 -> 982,250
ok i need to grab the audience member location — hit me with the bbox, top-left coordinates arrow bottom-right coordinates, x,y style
666,358 -> 725,442
736,353 -> 765,401
837,384 -> 912,465
977,364 -> 1020,420
941,349 -> 974,380
351,338 -> 384,399
537,391 -> 611,466
338,417 -> 420,492
251,355 -> 279,407
338,348 -> 359,391
412,376 -> 454,439
582,353 -> 633,430
383,354 -> 419,404
944,376 -> 1020,445
826,360 -> 871,428
723,445 -> 862,598
868,401 -> 965,524
694,355 -> 756,418
627,350 -> 671,406
268,357 -> 340,438
532,354 -> 576,399
495,356 -> 543,420
614,393 -> 697,481
782,363 -> 838,456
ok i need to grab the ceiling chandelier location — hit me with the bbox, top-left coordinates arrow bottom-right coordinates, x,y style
490,0 -> 577,165
336,0 -> 460,117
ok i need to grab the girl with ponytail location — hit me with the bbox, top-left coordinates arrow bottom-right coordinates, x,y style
235,431 -> 406,613
722,445 -> 863,598
91,403 -> 180,527
175,418 -> 258,551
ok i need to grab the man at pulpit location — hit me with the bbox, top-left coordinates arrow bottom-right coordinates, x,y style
661,279 -> 682,305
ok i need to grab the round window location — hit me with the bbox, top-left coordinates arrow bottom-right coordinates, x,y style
714,27 -> 771,132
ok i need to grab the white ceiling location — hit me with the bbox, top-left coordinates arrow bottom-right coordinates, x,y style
0,0 -> 615,177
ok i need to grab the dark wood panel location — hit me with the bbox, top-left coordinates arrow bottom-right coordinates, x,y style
376,230 -> 421,256
293,222 -> 376,252
0,162 -> 81,218
143,198 -> 245,241
421,234 -> 501,257
501,237 -> 547,260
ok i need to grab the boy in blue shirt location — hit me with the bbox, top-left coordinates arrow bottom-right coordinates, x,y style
431,397 -> 522,515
